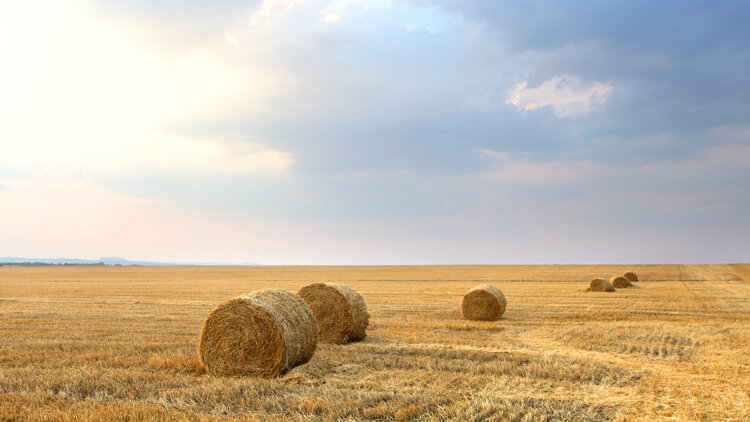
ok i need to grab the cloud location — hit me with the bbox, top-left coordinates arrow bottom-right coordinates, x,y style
430,0 -> 750,148
250,0 -> 298,28
2,1 -> 750,263
483,159 -> 605,184
0,177 -> 169,257
323,13 -> 343,22
429,1 -> 750,56
479,149 -> 509,160
92,0 -> 263,49
0,2 -> 292,180
141,138 -> 294,174
319,0 -> 371,23
506,76 -> 613,117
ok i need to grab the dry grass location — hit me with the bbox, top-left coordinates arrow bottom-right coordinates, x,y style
1,264 -> 749,421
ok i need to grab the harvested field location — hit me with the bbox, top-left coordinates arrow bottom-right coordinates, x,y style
1,264 -> 749,421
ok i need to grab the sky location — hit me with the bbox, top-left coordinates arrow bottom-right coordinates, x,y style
0,0 -> 748,264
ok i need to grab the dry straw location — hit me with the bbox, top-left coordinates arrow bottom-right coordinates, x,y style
198,289 -> 318,377
623,271 -> 639,282
586,278 -> 615,292
610,276 -> 633,288
297,283 -> 369,344
462,284 -> 506,321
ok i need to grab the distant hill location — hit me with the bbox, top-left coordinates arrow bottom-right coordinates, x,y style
0,257 -> 259,266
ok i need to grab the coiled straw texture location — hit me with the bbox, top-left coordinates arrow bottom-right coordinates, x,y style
461,284 -> 507,321
297,283 -> 369,344
198,289 -> 317,377
586,278 -> 615,292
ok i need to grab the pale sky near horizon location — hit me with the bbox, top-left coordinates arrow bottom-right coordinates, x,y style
1,0 -> 748,264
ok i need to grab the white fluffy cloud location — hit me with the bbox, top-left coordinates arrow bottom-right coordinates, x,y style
506,75 -> 613,117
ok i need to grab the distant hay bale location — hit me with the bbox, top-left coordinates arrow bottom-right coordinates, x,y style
610,276 -> 633,289
461,284 -> 506,321
297,283 -> 369,344
623,271 -> 639,282
198,289 -> 318,377
586,278 -> 615,292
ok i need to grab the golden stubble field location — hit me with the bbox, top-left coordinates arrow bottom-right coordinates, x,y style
1,264 -> 749,421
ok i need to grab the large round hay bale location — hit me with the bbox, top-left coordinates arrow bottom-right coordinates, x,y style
623,271 -> 639,282
461,284 -> 506,321
297,283 -> 369,344
198,289 -> 318,377
586,278 -> 615,292
610,276 -> 632,288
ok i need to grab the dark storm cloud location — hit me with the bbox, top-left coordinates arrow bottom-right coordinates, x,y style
426,0 -> 750,155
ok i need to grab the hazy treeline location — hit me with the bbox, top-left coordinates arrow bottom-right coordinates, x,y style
0,262 -> 106,267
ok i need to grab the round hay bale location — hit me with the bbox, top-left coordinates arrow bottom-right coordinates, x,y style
297,283 -> 369,344
610,276 -> 632,289
461,284 -> 506,321
586,278 -> 615,292
623,271 -> 639,282
198,289 -> 317,377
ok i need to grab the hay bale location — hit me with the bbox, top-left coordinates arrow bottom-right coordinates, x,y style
586,278 -> 615,292
623,271 -> 639,282
610,276 -> 632,288
198,289 -> 317,377
297,283 -> 369,344
461,284 -> 506,321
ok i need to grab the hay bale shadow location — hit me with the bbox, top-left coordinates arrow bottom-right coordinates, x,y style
283,358 -> 364,385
